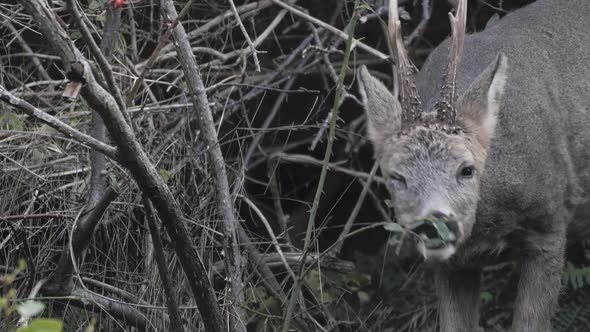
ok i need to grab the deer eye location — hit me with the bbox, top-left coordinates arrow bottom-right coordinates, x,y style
458,164 -> 475,180
389,172 -> 407,189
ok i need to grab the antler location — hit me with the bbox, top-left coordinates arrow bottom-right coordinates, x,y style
389,0 -> 422,133
435,0 -> 467,129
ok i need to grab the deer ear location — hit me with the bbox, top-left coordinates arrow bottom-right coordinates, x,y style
459,53 -> 508,148
357,65 -> 403,156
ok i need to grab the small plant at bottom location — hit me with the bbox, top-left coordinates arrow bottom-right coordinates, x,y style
1,259 -> 63,332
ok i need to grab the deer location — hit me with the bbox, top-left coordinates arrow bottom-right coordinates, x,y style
357,0 -> 590,331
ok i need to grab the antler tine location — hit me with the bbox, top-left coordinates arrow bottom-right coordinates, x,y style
388,0 -> 422,133
436,0 -> 467,129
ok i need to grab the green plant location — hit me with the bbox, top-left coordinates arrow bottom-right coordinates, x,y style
562,262 -> 590,290
1,260 -> 63,332
281,0 -> 363,330
554,289 -> 590,332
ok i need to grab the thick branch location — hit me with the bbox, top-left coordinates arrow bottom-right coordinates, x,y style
43,188 -> 118,296
65,288 -> 151,330
90,3 -> 122,205
159,1 -> 245,331
66,0 -> 126,113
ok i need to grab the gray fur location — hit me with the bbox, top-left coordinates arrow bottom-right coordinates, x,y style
358,0 -> 590,331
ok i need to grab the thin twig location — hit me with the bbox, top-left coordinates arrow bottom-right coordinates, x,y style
332,162 -> 379,255
228,0 -> 261,72
272,152 -> 384,183
404,0 -> 431,47
5,22 -> 52,81
0,86 -> 118,160
127,0 -> 194,105
281,0 -> 362,330
232,58 -> 309,198
270,0 -> 389,61
239,194 -> 296,276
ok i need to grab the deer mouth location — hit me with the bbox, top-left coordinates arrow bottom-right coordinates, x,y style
409,217 -> 460,261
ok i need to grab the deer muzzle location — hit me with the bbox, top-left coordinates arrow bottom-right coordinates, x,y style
409,210 -> 461,261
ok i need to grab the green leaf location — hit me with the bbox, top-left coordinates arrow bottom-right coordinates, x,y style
70,31 -> 82,40
96,15 -> 106,23
432,219 -> 451,242
18,259 -> 27,271
383,222 -> 403,233
0,297 -> 7,310
480,291 -> 493,304
0,112 -> 24,130
413,213 -> 452,243
305,269 -> 321,292
16,301 -> 45,319
89,0 -> 100,10
16,319 -> 62,332
159,169 -> 172,182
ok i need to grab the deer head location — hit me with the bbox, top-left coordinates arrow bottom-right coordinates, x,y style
358,0 -> 508,261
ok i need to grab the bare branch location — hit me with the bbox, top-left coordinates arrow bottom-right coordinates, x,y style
43,188 -> 118,296
127,0 -> 193,105
228,0 -> 261,71
332,162 -> 379,256
159,0 -> 245,331
66,0 -> 126,115
270,0 -> 389,61
0,86 -> 118,160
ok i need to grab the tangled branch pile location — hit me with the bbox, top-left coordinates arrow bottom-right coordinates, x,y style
0,0 -> 541,331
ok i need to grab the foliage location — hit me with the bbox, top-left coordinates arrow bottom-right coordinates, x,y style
562,262 -> 590,290
554,290 -> 590,332
554,242 -> 590,331
1,261 -> 63,332
0,111 -> 24,131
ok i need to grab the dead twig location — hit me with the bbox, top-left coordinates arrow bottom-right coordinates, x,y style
270,0 -> 389,61
332,162 -> 379,256
127,0 -> 193,105
159,1 -> 245,331
228,0 -> 261,72
0,86 -> 118,160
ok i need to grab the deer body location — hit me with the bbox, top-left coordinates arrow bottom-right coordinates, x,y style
359,0 -> 590,331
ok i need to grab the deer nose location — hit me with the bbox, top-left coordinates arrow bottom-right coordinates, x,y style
431,211 -> 449,219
